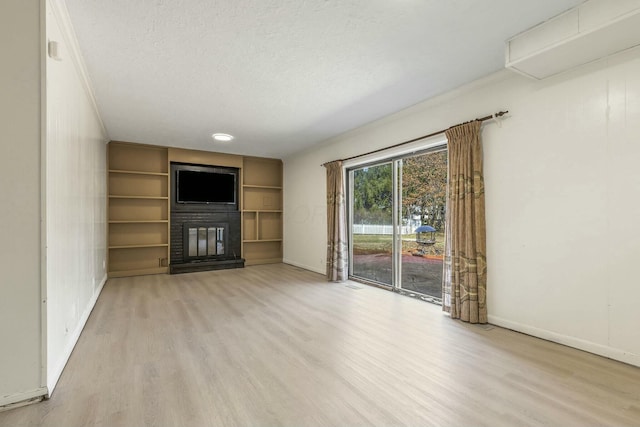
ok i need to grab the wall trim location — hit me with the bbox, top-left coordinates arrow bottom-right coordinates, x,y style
46,274 -> 107,395
0,387 -> 47,409
488,315 -> 640,368
47,0 -> 108,137
283,259 -> 325,276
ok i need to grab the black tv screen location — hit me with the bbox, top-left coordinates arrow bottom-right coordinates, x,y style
177,170 -> 236,204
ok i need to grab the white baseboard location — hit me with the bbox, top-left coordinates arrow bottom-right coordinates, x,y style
47,274 -> 108,394
283,259 -> 325,275
488,315 -> 640,368
0,387 -> 47,409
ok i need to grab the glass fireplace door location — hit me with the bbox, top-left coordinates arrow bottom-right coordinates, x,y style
186,225 -> 226,259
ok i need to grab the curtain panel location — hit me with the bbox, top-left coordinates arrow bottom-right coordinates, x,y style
442,121 -> 488,323
325,161 -> 347,281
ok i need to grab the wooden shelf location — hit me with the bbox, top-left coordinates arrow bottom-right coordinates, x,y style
243,187 -> 282,211
108,141 -> 168,173
109,198 -> 168,222
243,184 -> 282,190
108,142 -> 170,277
109,220 -> 169,224
243,240 -> 282,266
109,173 -> 168,198
108,245 -> 168,275
109,244 -> 169,249
242,156 -> 282,188
109,169 -> 168,176
109,195 -> 169,200
109,222 -> 168,247
241,156 -> 283,265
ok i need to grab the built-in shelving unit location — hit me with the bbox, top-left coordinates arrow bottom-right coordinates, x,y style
107,143 -> 283,277
108,142 -> 169,277
242,157 -> 283,265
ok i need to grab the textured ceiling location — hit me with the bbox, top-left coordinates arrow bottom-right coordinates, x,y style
64,0 -> 583,158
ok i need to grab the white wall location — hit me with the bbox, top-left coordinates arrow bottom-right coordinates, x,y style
284,48 -> 640,367
45,0 -> 108,393
0,0 -> 47,406
0,0 -> 108,406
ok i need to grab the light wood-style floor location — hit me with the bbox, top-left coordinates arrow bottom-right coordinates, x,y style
1,264 -> 639,427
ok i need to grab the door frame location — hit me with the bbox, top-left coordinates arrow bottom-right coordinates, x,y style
345,137 -> 448,291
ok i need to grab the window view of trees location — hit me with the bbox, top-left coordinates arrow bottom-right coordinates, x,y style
351,163 -> 394,285
350,149 -> 448,301
399,150 -> 447,300
402,150 -> 447,232
352,163 -> 392,225
351,151 -> 447,231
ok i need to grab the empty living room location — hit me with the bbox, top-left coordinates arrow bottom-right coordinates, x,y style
1,0 -> 640,426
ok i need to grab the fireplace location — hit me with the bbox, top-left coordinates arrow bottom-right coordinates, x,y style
184,224 -> 227,260
169,163 -> 244,274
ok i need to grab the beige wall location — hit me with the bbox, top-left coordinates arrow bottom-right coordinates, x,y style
284,48 -> 640,367
0,0 -> 46,405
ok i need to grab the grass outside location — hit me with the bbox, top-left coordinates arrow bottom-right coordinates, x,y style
353,233 -> 445,256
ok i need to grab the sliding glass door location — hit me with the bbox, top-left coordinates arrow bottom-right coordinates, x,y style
348,148 -> 447,302
399,150 -> 447,300
349,162 -> 394,286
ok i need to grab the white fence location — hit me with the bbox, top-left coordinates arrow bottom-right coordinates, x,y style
352,224 -> 414,235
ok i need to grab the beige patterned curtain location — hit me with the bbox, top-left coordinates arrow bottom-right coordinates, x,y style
325,161 -> 347,281
442,121 -> 487,323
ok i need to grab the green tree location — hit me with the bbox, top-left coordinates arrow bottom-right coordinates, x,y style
351,152 -> 447,229
353,163 -> 392,224
402,150 -> 447,231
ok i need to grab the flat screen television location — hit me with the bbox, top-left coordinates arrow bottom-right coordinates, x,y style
176,168 -> 237,205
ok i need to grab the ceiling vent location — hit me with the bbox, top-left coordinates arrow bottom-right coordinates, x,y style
506,0 -> 640,79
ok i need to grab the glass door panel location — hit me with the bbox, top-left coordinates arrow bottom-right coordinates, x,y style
350,163 -> 393,286
399,150 -> 447,300
348,147 -> 447,302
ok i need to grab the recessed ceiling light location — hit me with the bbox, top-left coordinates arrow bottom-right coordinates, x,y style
212,133 -> 234,142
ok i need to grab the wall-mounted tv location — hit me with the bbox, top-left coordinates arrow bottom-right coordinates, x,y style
177,170 -> 236,204
172,163 -> 239,210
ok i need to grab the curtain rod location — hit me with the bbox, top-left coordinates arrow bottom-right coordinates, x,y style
321,110 -> 509,167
